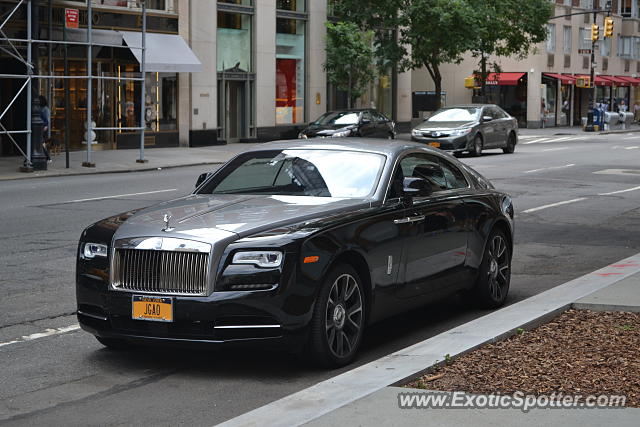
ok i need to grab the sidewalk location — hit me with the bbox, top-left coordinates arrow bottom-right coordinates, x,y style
221,255 -> 640,427
0,142 -> 265,181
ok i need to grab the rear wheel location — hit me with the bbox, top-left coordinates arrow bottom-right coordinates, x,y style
470,134 -> 483,157
472,230 -> 511,308
503,132 -> 516,154
307,264 -> 365,367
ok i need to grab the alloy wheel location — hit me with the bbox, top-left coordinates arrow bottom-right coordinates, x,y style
325,273 -> 363,358
486,234 -> 509,301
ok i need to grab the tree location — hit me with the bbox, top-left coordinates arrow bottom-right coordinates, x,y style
330,0 -> 553,109
324,21 -> 376,108
467,0 -> 553,99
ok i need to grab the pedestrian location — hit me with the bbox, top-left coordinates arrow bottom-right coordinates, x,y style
38,95 -> 51,163
618,99 -> 628,113
634,102 -> 640,122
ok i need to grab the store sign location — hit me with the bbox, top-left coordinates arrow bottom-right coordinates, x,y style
65,8 -> 79,29
578,49 -> 592,55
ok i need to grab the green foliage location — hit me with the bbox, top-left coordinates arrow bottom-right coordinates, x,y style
324,21 -> 376,107
331,0 -> 554,106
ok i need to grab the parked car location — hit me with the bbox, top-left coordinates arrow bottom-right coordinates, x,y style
299,109 -> 396,139
76,140 -> 514,367
411,104 -> 518,156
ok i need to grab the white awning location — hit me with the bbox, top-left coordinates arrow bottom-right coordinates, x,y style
120,31 -> 202,73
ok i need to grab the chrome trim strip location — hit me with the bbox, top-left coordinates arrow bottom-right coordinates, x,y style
77,310 -> 108,321
213,325 -> 282,329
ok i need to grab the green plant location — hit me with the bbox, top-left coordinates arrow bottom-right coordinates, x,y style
444,353 -> 452,364
516,327 -> 525,335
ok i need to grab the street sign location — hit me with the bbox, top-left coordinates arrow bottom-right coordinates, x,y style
578,49 -> 592,55
65,8 -> 79,29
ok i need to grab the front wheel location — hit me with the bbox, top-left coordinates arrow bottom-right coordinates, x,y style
471,230 -> 511,308
470,135 -> 483,157
503,132 -> 516,154
307,264 -> 365,367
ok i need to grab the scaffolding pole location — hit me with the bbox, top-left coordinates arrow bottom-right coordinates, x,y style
25,0 -> 32,169
137,1 -> 147,163
82,0 -> 94,167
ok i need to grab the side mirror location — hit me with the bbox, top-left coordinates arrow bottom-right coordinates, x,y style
482,116 -> 493,122
402,177 -> 431,203
361,118 -> 371,124
195,172 -> 212,188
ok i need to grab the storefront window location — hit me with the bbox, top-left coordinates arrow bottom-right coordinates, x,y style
559,84 -> 571,126
218,0 -> 252,5
596,86 -> 612,110
613,87 -> 630,111
276,18 -> 305,125
541,77 -> 557,127
217,12 -> 252,72
277,0 -> 305,12
144,72 -> 178,131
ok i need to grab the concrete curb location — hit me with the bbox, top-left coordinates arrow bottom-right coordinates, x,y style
0,160 -> 224,182
219,253 -> 640,427
599,128 -> 640,135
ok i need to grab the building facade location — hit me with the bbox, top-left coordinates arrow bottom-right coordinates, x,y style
411,0 -> 640,128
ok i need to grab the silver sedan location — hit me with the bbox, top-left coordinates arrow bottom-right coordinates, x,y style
411,104 -> 518,156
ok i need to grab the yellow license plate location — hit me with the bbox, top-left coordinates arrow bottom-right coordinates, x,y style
428,142 -> 441,148
132,296 -> 173,322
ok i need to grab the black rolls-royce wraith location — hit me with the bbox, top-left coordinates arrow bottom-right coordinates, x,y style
76,140 -> 514,367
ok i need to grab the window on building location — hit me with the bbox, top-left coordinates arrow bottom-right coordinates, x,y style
580,28 -> 591,50
618,36 -> 633,57
546,23 -> 556,52
277,0 -> 305,12
217,11 -> 252,72
620,0 -> 633,17
97,0 -> 175,12
580,0 -> 593,9
276,18 -> 306,124
563,26 -> 572,53
601,37 -> 611,57
218,0 -> 252,5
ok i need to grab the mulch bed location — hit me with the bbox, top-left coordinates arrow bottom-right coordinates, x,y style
406,309 -> 640,407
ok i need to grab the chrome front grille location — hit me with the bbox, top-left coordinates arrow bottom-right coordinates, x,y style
112,249 -> 210,295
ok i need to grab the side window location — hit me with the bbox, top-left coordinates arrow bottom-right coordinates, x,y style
438,158 -> 469,189
362,111 -> 373,123
386,153 -> 448,200
374,112 -> 388,123
490,107 -> 503,119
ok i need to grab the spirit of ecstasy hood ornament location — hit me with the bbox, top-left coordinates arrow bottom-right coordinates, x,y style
162,213 -> 175,232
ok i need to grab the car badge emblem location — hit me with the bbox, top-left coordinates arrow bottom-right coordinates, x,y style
432,131 -> 441,137
162,214 -> 175,232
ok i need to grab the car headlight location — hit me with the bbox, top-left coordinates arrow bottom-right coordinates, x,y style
82,242 -> 108,259
450,128 -> 472,136
331,129 -> 352,138
232,251 -> 283,268
411,129 -> 422,136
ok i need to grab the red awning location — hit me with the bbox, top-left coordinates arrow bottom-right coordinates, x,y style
483,72 -> 526,86
601,75 -> 631,86
574,75 -> 613,86
543,73 -> 575,85
616,76 -> 640,87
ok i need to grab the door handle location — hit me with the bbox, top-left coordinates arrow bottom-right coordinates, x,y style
394,215 -> 425,224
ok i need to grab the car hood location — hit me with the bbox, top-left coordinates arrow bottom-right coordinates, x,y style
415,121 -> 476,131
111,193 -> 369,245
302,124 -> 356,137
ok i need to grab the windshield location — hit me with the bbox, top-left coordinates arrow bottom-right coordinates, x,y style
200,150 -> 386,198
427,107 -> 480,122
313,111 -> 360,126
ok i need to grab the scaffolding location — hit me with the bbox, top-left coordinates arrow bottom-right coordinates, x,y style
0,0 -> 148,170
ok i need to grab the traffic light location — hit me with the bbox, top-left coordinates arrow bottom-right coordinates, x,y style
591,24 -> 600,42
604,17 -> 614,38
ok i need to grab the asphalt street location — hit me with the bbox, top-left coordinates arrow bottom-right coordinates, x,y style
1,132 -> 639,425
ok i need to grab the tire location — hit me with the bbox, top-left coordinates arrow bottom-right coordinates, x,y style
96,336 -> 131,350
503,132 -> 516,154
472,229 -> 511,309
307,264 -> 366,368
470,134 -> 483,157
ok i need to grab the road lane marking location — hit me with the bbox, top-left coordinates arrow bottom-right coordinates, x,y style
0,324 -> 80,349
521,198 -> 588,214
624,146 -> 639,150
521,138 -> 551,144
524,164 -> 575,174
63,189 -> 178,204
542,147 -> 570,152
598,185 -> 640,196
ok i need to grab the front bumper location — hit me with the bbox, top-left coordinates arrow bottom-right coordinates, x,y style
410,134 -> 471,152
76,257 -> 314,349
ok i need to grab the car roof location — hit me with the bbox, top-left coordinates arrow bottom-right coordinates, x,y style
439,104 -> 497,108
245,139 -> 442,157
